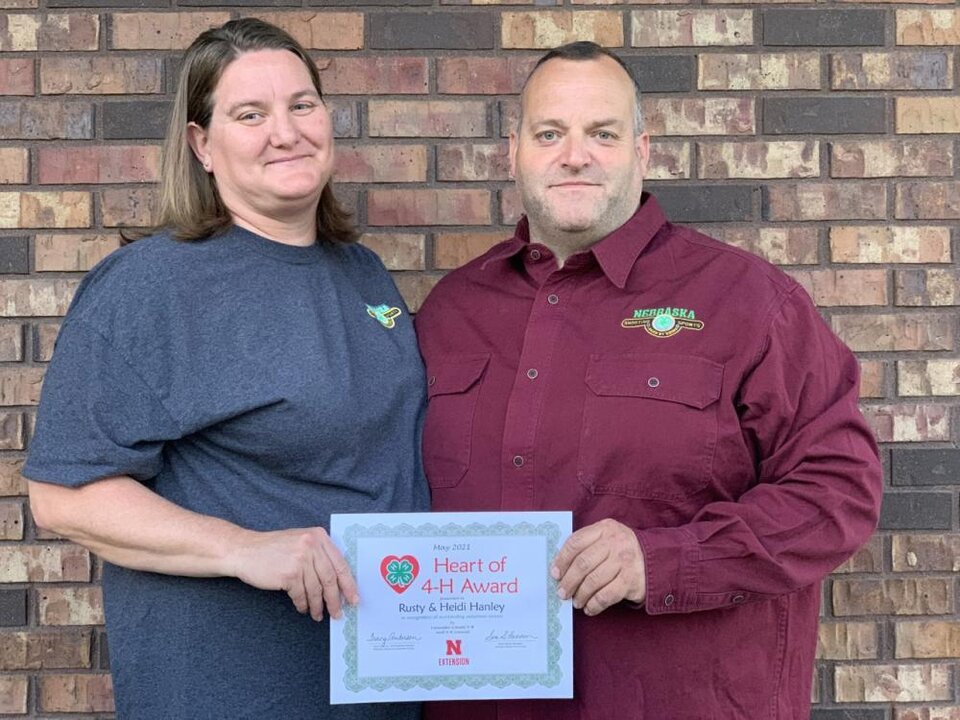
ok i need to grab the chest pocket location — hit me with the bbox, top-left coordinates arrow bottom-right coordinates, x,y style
422,354 -> 489,489
578,354 -> 723,503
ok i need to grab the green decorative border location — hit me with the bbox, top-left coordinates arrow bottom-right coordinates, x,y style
340,521 -> 564,693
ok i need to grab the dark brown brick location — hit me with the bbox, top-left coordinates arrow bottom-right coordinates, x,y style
764,9 -> 885,46
0,236 -> 29,274
764,98 -> 887,134
879,492 -> 953,530
624,55 -> 695,93
102,100 -> 169,140
0,588 -> 27,626
369,12 -> 494,50
648,184 -> 759,223
892,449 -> 960,487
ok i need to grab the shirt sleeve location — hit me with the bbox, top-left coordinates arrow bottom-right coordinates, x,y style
636,286 -> 882,614
22,318 -> 183,487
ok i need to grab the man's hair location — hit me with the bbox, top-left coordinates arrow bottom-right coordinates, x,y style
518,41 -> 645,135
151,18 -> 356,244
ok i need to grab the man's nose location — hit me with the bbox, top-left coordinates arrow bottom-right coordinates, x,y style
560,134 -> 590,169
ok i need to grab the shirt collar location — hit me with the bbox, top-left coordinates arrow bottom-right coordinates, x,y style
481,192 -> 668,289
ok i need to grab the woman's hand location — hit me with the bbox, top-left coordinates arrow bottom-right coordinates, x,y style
229,527 -> 359,620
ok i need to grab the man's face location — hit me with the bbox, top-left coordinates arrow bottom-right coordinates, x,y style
510,56 -> 650,247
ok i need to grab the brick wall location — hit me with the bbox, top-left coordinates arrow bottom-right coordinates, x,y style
0,1 -> 957,717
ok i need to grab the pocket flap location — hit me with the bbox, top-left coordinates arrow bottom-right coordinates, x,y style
585,354 -> 722,409
427,354 -> 491,398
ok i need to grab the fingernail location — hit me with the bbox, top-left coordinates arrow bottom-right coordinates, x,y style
557,587 -> 567,600
550,565 -> 560,580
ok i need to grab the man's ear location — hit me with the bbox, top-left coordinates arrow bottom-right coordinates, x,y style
186,122 -> 211,171
634,132 -> 650,179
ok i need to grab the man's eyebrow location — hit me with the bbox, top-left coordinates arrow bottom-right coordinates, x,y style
224,89 -> 320,116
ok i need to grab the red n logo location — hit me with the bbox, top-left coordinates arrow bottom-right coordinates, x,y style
445,639 -> 462,656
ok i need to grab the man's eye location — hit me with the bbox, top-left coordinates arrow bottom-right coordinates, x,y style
596,131 -> 615,140
538,131 -> 558,142
292,102 -> 315,113
238,111 -> 263,122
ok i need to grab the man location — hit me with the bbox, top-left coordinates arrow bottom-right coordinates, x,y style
414,42 -> 882,720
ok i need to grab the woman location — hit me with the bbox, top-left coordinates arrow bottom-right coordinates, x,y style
23,19 -> 427,720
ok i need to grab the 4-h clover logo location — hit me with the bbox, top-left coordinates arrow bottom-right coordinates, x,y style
379,554 -> 420,594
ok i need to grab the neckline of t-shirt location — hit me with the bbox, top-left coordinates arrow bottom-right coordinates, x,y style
227,225 -> 326,265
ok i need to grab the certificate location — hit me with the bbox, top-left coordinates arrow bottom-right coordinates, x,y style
329,511 -> 573,704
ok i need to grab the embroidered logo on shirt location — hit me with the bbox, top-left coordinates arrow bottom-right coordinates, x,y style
366,303 -> 402,329
621,307 -> 704,338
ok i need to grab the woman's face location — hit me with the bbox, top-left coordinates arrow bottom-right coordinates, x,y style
188,49 -> 334,228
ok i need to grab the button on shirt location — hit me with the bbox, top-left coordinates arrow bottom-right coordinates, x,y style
414,194 -> 882,720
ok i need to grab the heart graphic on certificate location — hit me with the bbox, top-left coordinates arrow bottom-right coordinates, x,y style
379,555 -> 420,594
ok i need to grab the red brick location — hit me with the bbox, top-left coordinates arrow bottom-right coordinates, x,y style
100,188 -> 157,228
0,676 -> 27,714
368,189 -> 491,227
0,279 -> 79,318
0,500 -> 23,540
833,578 -> 953,616
632,9 -> 753,47
41,57 -> 162,95
437,56 -> 536,94
0,148 -> 28,184
434,231 -> 510,270
35,323 -> 60,362
893,534 -> 960,573
767,183 -> 886,221
0,629 -> 92,669
0,99 -> 93,140
898,360 -> 960,397
832,312 -> 953,352
392,273 -> 441,314
111,12 -> 229,50
251,12 -> 363,50
501,11 -> 623,48
0,458 -> 25,495
832,139 -> 953,178
0,324 -> 23,362
39,587 -> 105,626
37,13 -> 99,51
787,269 -> 887,306
369,100 -> 487,138
39,673 -> 114,713
0,544 -> 91,582
897,181 -> 960,220
897,708 -> 960,720
861,404 -> 950,443
500,186 -> 523,225
647,141 -> 691,180
830,226 -> 951,264
334,144 -> 427,183
0,412 -> 24,450
835,664 -> 952,702
644,97 -> 755,136
437,143 -> 510,182
710,226 -> 818,265
859,360 -> 886,398
34,234 -> 120,273
0,58 -> 33,95
38,145 -> 160,185
698,140 -> 818,179
359,234 -> 424,271
317,57 -> 428,95
0,367 -> 44,406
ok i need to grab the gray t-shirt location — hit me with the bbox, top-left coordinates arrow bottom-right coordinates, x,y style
23,227 -> 429,719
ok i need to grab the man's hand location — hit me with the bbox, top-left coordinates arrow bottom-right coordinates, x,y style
550,518 -> 646,616
229,527 -> 359,621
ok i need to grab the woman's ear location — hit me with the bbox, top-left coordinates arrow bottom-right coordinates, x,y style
187,122 -> 212,172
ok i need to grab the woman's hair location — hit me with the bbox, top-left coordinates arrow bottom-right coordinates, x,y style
146,18 -> 356,243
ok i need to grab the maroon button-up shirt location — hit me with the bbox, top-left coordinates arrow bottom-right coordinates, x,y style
414,194 -> 882,720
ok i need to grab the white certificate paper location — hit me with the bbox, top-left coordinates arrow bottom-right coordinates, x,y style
329,511 -> 573,704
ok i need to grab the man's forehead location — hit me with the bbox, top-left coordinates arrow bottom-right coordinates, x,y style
519,55 -> 635,121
